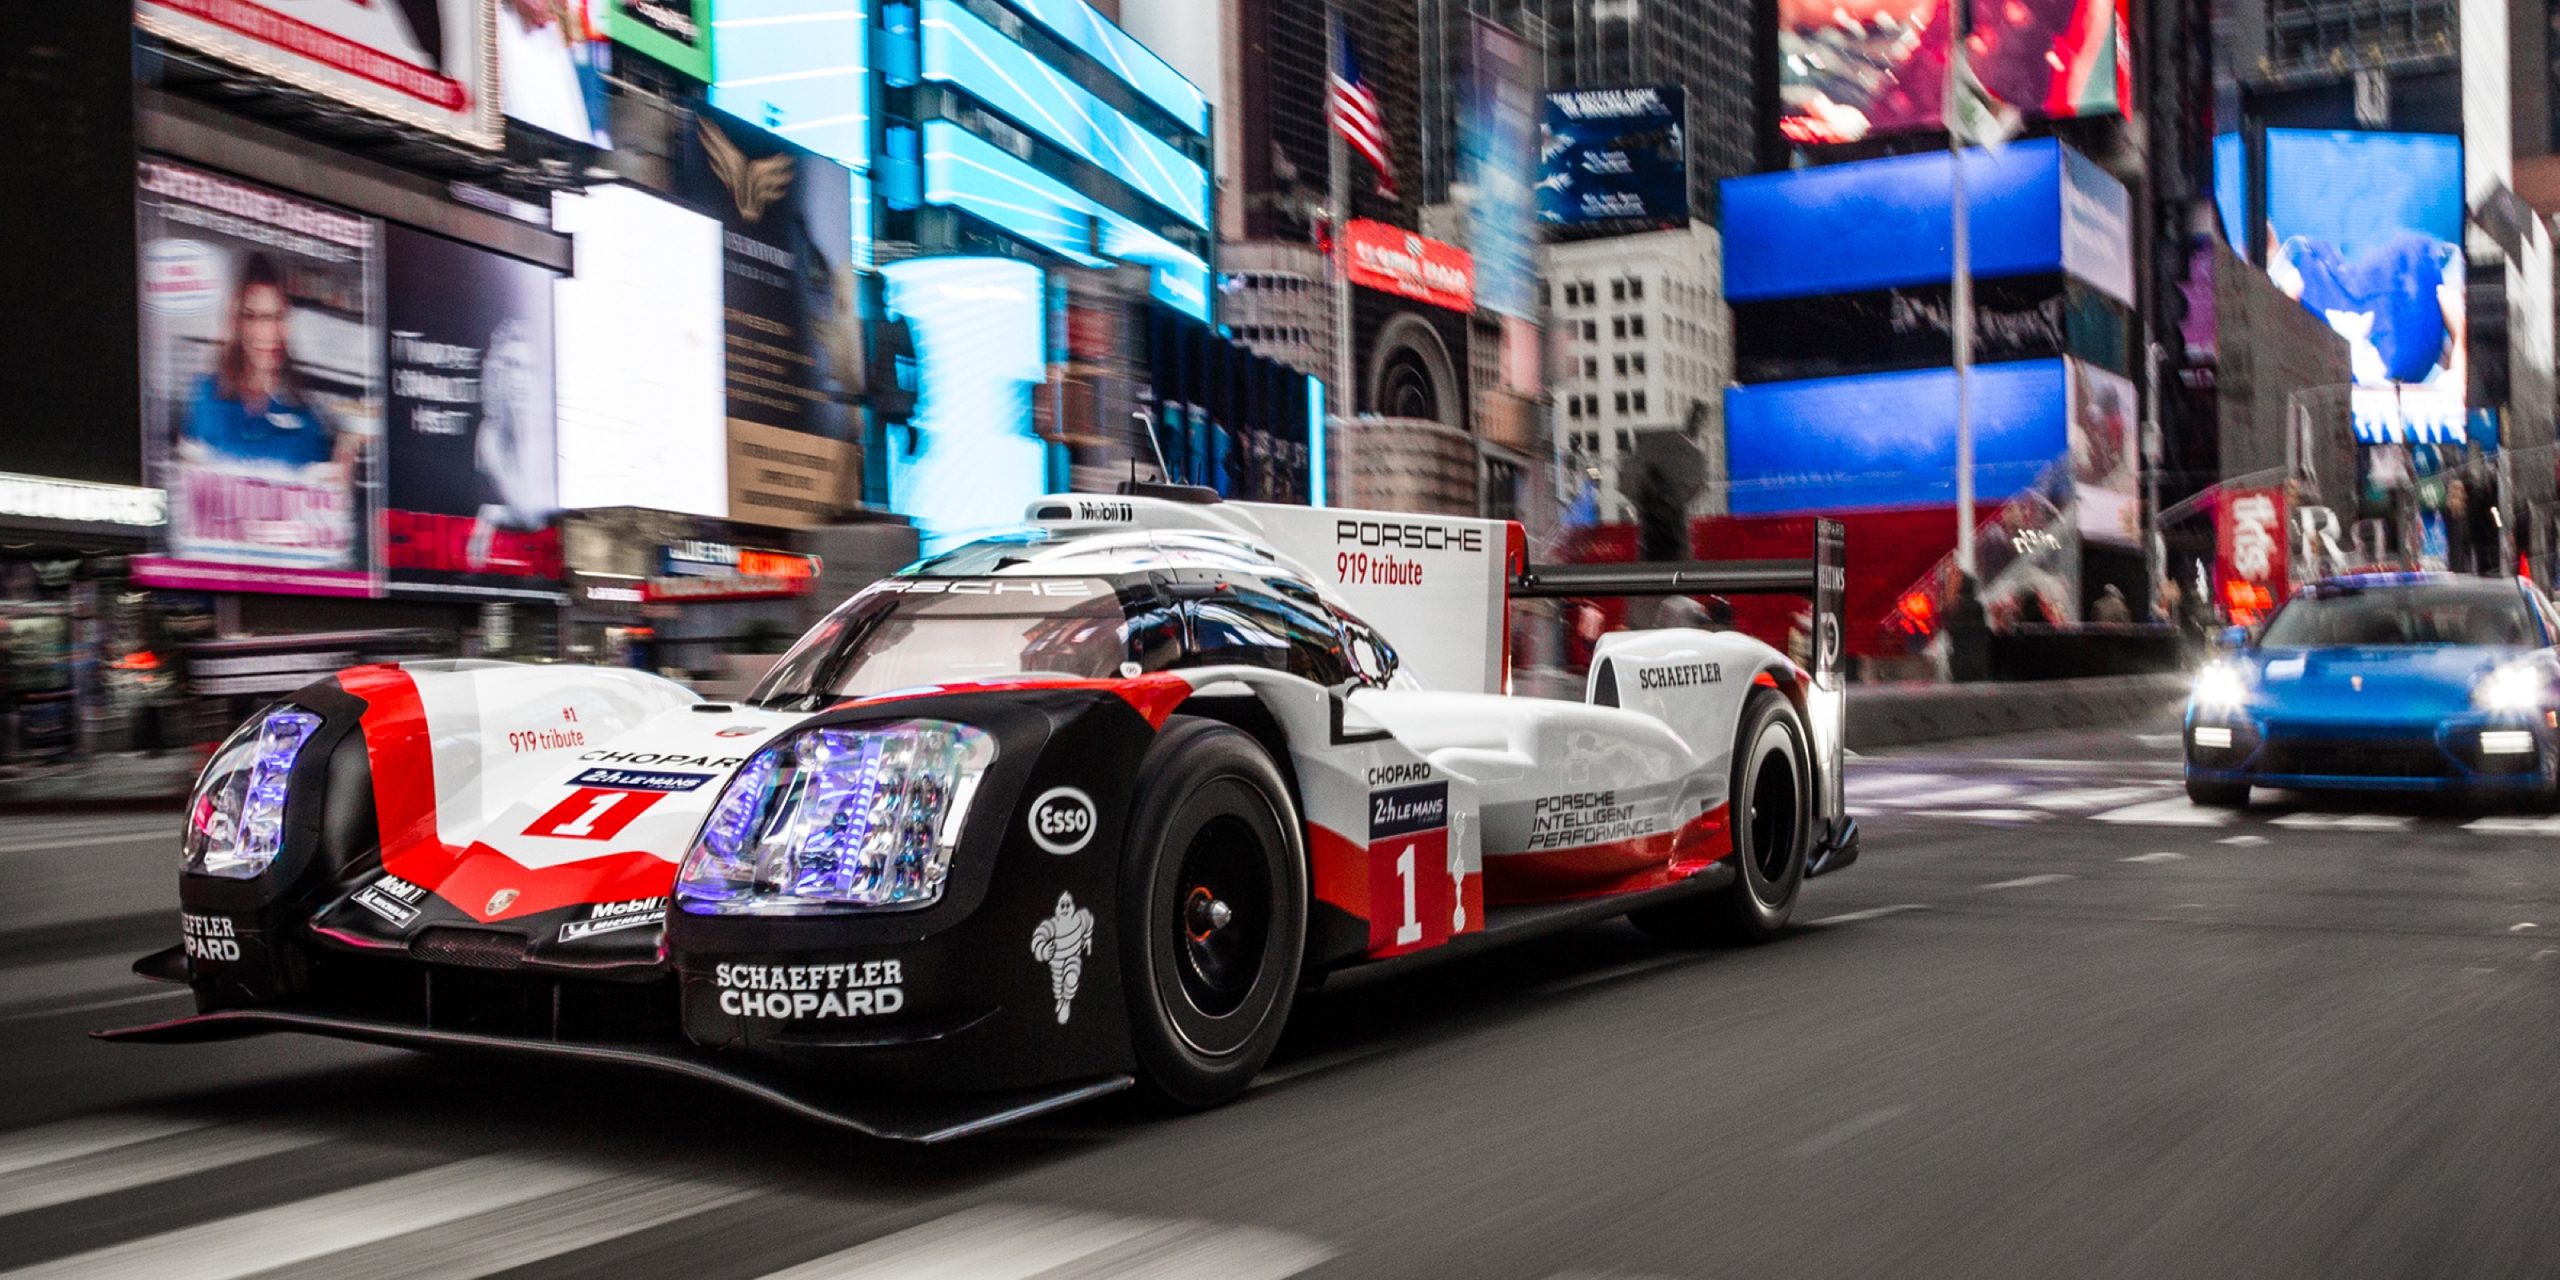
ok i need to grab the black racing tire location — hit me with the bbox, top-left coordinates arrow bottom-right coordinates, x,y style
1630,687 -> 1810,946
1117,716 -> 1307,1109
2185,775 -> 2251,808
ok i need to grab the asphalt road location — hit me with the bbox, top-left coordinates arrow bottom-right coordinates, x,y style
7,715 -> 2560,1277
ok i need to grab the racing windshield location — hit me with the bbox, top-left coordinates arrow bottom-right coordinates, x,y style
751,578 -> 1179,706
2258,582 -> 2540,648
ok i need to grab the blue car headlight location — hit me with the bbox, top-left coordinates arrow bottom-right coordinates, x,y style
677,719 -> 996,915
2192,662 -> 2249,712
184,707 -> 323,879
2474,662 -> 2550,714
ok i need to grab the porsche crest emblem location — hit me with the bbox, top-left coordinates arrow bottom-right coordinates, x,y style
486,888 -> 520,915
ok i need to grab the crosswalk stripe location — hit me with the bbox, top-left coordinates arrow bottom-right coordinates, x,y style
250,1173 -> 756,1280
2269,812 -> 2411,831
2466,815 -> 2560,834
2122,851 -> 2188,863
0,1124 -> 325,1217
1895,783 -> 2021,807
1982,874 -> 2073,890
0,1154 -> 605,1280
1841,773 -> 1955,800
754,1204 -> 1333,1280
2021,785 -> 2174,812
2094,799 -> 2234,827
1907,808 -> 2047,823
0,1115 -> 210,1180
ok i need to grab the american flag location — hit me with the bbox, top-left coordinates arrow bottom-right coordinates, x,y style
1329,17 -> 1396,199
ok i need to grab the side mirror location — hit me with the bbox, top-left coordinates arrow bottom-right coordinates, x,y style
2217,624 -> 2251,650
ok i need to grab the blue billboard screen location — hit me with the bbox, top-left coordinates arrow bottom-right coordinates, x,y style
1538,86 -> 1687,229
1725,360 -> 2070,514
1722,138 -> 2065,303
2262,129 -> 2465,443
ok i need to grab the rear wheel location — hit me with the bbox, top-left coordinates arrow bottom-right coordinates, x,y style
2185,775 -> 2251,808
1118,716 -> 1306,1109
1631,687 -> 1810,946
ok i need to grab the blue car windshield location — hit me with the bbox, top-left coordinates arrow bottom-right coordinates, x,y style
2259,583 -> 2538,648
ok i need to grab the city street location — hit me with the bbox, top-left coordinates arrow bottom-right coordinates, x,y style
6,715 -> 2560,1277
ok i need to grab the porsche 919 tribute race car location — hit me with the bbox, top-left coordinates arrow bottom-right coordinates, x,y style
2185,571 -> 2560,805
106,490 -> 1856,1141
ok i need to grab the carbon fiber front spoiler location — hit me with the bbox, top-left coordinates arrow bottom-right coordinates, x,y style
92,1008 -> 1131,1143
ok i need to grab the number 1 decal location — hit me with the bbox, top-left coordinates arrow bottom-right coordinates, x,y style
523,787 -> 664,841
1394,845 -> 1423,946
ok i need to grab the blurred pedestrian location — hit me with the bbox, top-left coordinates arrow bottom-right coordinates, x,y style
2091,583 -> 2132,625
1946,573 -> 1991,683
1658,595 -> 1710,629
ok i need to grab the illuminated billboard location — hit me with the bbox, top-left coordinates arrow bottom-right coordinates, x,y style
1538,86 -> 1687,230
501,0 -> 611,146
881,258 -> 1048,553
2262,129 -> 2467,444
1777,0 -> 2131,145
919,121 -> 1210,322
606,0 -> 712,80
137,0 -> 499,148
709,0 -> 868,176
552,185 -> 727,519
1343,220 -> 1474,313
1724,359 -> 2072,514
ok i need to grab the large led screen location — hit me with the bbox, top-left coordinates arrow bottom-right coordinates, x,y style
710,0 -> 869,176
1777,0 -> 2131,145
552,185 -> 727,519
881,257 -> 1048,554
1538,86 -> 1688,230
2262,129 -> 2466,444
1725,359 -> 2070,514
1723,139 -> 2065,302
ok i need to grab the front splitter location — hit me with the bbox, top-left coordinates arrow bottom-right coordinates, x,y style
93,1008 -> 1131,1143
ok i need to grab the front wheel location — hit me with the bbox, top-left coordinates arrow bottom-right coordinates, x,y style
1118,716 -> 1307,1109
1631,687 -> 1810,946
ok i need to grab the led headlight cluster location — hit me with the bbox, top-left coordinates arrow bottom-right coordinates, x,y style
183,707 -> 322,879
2474,662 -> 2550,714
2191,662 -> 2249,711
677,720 -> 995,915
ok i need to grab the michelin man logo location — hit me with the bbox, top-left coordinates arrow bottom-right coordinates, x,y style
1029,891 -> 1097,1024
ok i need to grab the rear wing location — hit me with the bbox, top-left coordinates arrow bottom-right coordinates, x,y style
1511,517 -> 1847,691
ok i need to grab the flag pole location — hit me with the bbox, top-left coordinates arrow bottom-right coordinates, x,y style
1327,5 -> 1356,508
1948,3 -> 1975,578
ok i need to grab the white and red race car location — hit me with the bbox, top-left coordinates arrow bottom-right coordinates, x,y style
107,489 -> 1855,1140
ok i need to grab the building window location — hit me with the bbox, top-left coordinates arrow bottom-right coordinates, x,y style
1568,397 -> 1583,419
1614,391 -> 1629,415
1630,316 -> 1645,338
1633,391 -> 1648,414
1631,354 -> 1646,375
1629,278 -> 1644,300
1583,395 -> 1599,416
1611,279 -> 1626,302
1616,430 -> 1632,450
1611,317 -> 1626,339
1582,320 -> 1598,341
1583,357 -> 1598,377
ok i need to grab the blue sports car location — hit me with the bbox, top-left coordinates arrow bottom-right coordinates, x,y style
2185,573 -> 2560,806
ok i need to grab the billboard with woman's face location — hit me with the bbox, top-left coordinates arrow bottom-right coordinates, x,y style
133,159 -> 383,597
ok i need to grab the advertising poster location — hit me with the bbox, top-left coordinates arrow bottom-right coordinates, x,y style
1461,18 -> 1539,318
1538,86 -> 1688,231
381,225 -> 564,601
133,158 -> 382,598
501,0 -> 612,146
2216,486 -> 2290,623
1777,0 -> 2131,145
605,0 -> 713,80
136,0 -> 499,148
1723,359 -> 2071,514
2263,129 -> 2467,444
1343,220 -> 1475,313
676,108 -> 864,527
2068,360 -> 2140,545
552,186 -> 728,518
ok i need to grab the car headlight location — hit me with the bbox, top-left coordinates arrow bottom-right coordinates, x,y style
2192,662 -> 2249,711
2475,662 -> 2550,713
677,719 -> 996,915
184,707 -> 323,879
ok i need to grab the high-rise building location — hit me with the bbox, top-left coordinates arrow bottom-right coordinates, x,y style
1542,222 -> 1728,521
1542,0 -> 1762,218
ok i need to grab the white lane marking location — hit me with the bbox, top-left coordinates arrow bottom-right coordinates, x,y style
1891,783 -> 2020,807
0,1124 -> 326,1217
754,1204 -> 1334,1280
1906,808 -> 2048,823
1842,773 -> 1956,800
1787,1105 -> 1913,1158
2121,851 -> 2188,864
2022,785 -> 2176,812
1982,874 -> 2073,890
2467,815 -> 2560,834
0,831 -> 172,856
0,1155 -> 606,1280
0,1115 -> 211,1180
0,989 -> 190,1026
2218,834 -> 2269,846
1806,904 -> 1929,927
2269,812 -> 2412,831
252,1174 -> 756,1280
2094,799 -> 2236,827
2511,923 -> 2539,933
